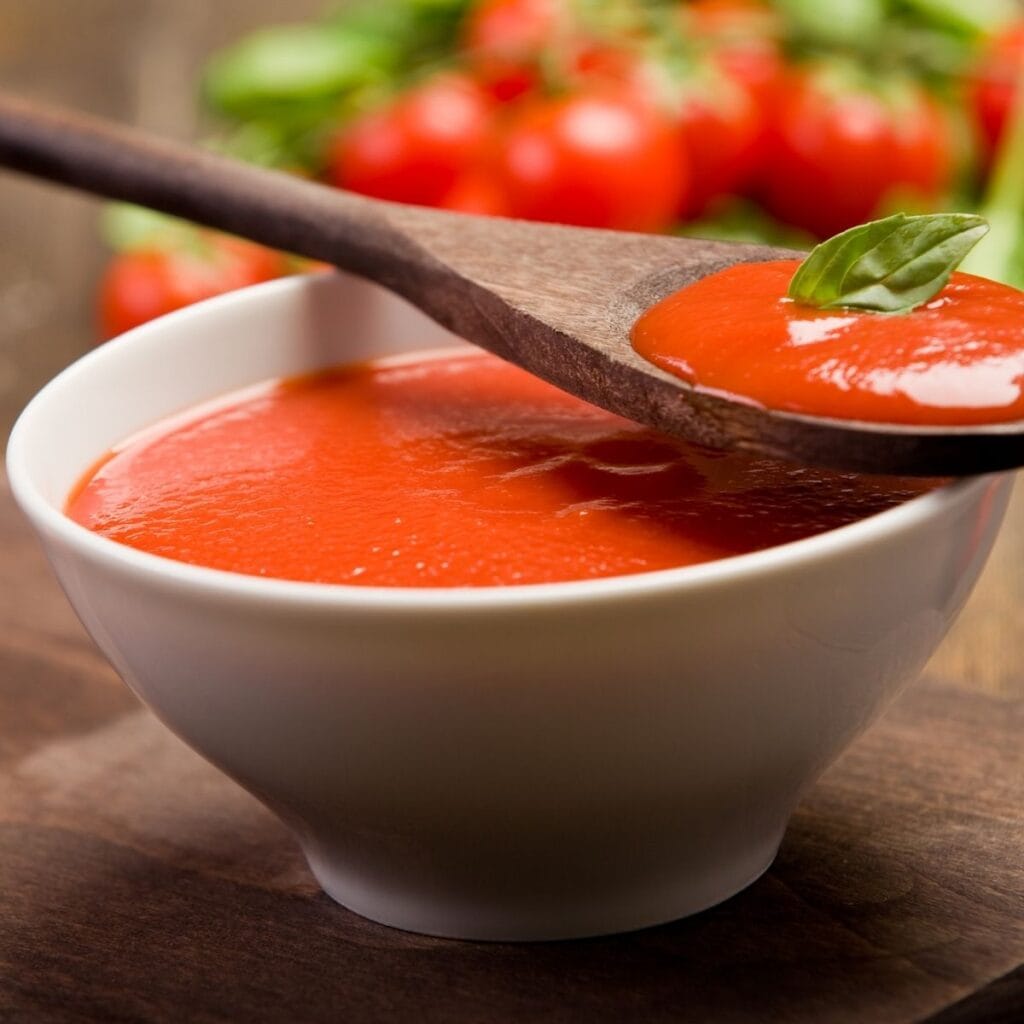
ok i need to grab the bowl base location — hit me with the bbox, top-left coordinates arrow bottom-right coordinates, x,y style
302,827 -> 785,942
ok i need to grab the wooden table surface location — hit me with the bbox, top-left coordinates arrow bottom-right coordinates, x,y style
1,3 -> 1022,1021
1,472 -> 1022,1024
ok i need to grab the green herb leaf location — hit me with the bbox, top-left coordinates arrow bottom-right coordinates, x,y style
787,213 -> 990,314
203,25 -> 394,118
774,0 -> 886,49
900,0 -> 1020,37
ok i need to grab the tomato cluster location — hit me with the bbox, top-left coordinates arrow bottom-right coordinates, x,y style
98,0 -> 1024,338
328,0 -> 779,231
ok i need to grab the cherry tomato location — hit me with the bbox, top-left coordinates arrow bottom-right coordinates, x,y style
99,236 -> 282,338
678,65 -> 764,217
493,90 -> 688,231
892,90 -> 953,199
971,23 -> 1024,165
461,0 -> 639,104
758,66 -> 953,239
683,0 -> 783,199
439,170 -> 511,217
327,74 -> 494,206
687,0 -> 777,35
461,0 -> 561,102
571,42 -> 644,88
687,0 -> 786,109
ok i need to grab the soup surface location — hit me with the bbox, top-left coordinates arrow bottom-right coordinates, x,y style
67,350 -> 934,587
632,261 -> 1024,425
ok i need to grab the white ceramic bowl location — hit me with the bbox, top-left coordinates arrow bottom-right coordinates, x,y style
7,271 -> 1012,941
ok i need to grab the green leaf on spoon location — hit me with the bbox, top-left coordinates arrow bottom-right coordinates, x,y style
787,213 -> 990,315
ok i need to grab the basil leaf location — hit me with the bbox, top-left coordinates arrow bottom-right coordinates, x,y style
787,213 -> 990,314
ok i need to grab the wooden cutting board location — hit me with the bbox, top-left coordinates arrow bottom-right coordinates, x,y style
1,470 -> 1021,1024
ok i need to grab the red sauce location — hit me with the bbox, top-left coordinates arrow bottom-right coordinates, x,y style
631,260 -> 1024,425
66,351 -> 932,587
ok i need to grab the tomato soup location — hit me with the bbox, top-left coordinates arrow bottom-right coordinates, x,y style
632,261 -> 1024,425
66,350 -> 933,587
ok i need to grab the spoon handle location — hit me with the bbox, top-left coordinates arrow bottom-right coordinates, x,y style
0,91 -> 440,292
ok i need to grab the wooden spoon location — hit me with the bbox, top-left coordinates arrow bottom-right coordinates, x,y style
0,92 -> 1020,476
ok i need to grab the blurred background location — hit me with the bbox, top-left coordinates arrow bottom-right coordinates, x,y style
0,0 -> 1022,693
0,0 -> 321,437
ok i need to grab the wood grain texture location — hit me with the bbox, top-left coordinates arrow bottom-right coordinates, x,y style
922,966 -> 1024,1024
0,470 -> 1021,1024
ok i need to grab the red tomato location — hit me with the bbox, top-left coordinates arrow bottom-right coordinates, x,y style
327,75 -> 494,206
493,90 -> 688,231
893,91 -> 954,198
460,0 -> 637,104
678,66 -> 764,217
712,41 -> 785,117
683,0 -> 784,199
687,0 -> 786,108
687,0 -> 776,34
461,0 -> 561,101
758,67 -> 953,239
971,23 -> 1024,164
571,42 -> 644,88
439,170 -> 511,216
99,236 -> 282,338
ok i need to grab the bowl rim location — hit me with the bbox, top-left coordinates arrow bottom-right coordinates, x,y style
5,273 -> 997,612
